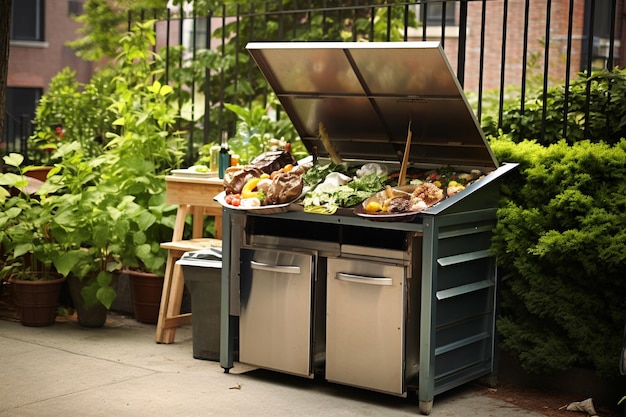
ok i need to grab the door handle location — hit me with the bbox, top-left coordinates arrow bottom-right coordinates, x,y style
250,260 -> 301,274
335,272 -> 393,286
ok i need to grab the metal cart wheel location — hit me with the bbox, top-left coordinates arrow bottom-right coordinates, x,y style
419,400 -> 433,415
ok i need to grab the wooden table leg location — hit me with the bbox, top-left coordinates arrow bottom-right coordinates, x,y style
155,250 -> 178,343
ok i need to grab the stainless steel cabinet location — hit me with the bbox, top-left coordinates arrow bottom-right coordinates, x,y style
239,248 -> 316,377
326,257 -> 407,395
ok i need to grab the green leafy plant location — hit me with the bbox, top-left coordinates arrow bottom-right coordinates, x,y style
28,67 -> 116,166
0,153 -> 63,282
196,96 -> 307,167
27,145 -> 119,309
481,62 -> 626,381
483,68 -> 626,146
101,21 -> 185,275
9,21 -> 186,310
69,1 -> 418,164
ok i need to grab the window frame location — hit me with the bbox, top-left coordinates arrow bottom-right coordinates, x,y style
415,1 -> 458,27
10,0 -> 45,42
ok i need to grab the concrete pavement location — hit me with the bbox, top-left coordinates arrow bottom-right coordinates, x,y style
0,313 -> 546,417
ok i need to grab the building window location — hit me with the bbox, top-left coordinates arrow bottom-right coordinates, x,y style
11,0 -> 45,42
586,1 -> 621,69
68,1 -> 84,17
418,1 -> 457,26
407,1 -> 459,40
184,17 -> 209,51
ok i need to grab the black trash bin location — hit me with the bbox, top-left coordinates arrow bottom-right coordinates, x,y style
177,248 -> 222,361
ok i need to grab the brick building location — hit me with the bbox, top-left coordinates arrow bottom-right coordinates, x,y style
409,0 -> 624,93
5,0 -> 92,147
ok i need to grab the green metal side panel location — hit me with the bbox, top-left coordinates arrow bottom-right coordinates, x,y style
419,208 -> 498,405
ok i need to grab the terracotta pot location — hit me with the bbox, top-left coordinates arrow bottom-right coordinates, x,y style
11,275 -> 66,327
67,275 -> 108,328
24,166 -> 53,182
127,269 -> 164,324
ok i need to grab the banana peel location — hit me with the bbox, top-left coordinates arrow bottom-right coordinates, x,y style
318,122 -> 342,164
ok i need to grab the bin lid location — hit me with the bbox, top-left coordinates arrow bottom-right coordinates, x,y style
246,41 -> 498,170
176,248 -> 223,268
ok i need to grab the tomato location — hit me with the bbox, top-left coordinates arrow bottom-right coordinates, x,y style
225,193 -> 241,206
231,197 -> 241,207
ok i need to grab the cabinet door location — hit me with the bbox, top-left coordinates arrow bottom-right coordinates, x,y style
239,248 -> 315,377
326,258 -> 406,395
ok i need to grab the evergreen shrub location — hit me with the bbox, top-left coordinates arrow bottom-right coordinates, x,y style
490,136 -> 626,378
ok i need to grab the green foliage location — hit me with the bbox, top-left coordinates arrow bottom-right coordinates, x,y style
68,0 -> 169,61
482,62 -> 626,379
489,137 -> 626,377
69,1 -> 416,163
199,1 -> 416,145
96,21 -> 185,275
483,68 -> 626,146
0,154 -> 62,281
29,68 -> 116,165
3,22 -> 186,309
196,97 -> 307,166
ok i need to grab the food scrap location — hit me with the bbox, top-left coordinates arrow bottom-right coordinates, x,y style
222,151 -> 307,208
362,166 -> 486,215
220,153 -> 488,218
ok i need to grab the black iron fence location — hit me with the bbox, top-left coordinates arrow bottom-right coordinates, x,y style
3,0 -> 624,163
1,112 -> 31,156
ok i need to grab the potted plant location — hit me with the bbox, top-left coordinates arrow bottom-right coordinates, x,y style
19,21 -> 185,326
103,80 -> 185,323
0,153 -> 66,327
23,144 -> 121,328
98,25 -> 186,323
110,180 -> 177,324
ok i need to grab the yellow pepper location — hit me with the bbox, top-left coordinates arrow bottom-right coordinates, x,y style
242,177 -> 262,199
365,201 -> 383,213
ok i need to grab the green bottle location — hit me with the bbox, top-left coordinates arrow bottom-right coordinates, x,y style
218,131 -> 231,179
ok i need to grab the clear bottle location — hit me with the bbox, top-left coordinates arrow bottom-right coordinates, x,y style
218,131 -> 231,179
209,144 -> 220,173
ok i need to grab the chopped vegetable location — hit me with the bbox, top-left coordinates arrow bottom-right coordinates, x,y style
365,201 -> 383,213
303,171 -> 384,212
302,162 -> 352,187
190,165 -> 209,173
242,178 -> 262,199
225,193 -> 241,205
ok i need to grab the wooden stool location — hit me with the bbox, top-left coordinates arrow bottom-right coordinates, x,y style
155,237 -> 222,344
155,175 -> 224,344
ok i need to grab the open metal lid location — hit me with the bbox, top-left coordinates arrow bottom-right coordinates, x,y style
246,41 -> 498,170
